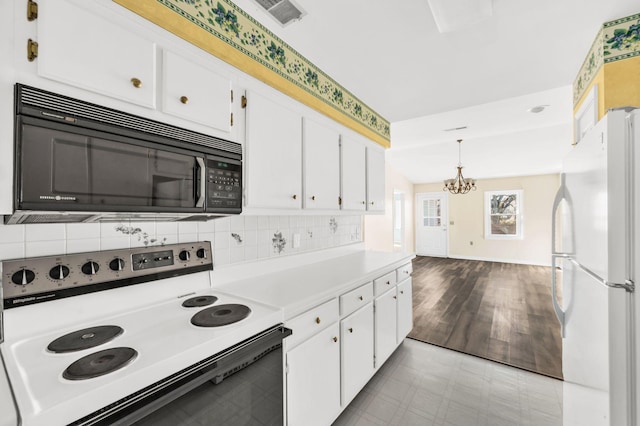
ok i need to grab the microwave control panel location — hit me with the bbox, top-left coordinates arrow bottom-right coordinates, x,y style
207,158 -> 242,210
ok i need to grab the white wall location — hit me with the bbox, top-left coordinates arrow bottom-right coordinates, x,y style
414,173 -> 559,266
364,162 -> 415,253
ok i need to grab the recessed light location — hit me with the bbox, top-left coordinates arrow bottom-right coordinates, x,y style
527,105 -> 549,113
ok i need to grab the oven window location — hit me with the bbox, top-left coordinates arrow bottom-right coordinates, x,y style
133,347 -> 284,426
20,124 -> 197,209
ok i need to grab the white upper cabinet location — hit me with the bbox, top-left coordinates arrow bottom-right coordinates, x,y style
244,90 -> 302,209
161,50 -> 232,135
366,147 -> 385,212
302,118 -> 340,210
37,0 -> 156,108
340,136 -> 367,211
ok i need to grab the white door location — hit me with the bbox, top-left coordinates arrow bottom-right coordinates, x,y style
415,192 -> 448,257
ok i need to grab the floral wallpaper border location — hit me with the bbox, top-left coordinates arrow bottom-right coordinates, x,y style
113,0 -> 391,147
573,12 -> 640,106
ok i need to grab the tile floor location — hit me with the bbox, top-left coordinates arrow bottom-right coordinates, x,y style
333,338 -> 562,426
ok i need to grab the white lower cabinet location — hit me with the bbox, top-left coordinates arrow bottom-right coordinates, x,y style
396,277 -> 413,344
374,287 -> 398,368
340,303 -> 374,406
286,323 -> 340,426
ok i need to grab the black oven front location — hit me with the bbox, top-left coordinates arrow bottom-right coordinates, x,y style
11,84 -> 242,220
70,325 -> 292,426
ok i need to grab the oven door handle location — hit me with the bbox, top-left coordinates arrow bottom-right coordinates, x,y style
195,157 -> 206,209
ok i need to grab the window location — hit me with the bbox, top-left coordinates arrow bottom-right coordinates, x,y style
484,190 -> 523,239
423,198 -> 442,227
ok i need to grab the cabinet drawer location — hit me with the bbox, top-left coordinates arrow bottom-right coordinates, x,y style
340,282 -> 373,316
285,298 -> 339,349
373,271 -> 397,296
396,262 -> 413,282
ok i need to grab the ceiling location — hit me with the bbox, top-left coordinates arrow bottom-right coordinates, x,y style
231,0 -> 639,183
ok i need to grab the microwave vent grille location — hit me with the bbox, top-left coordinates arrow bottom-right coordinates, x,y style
19,86 -> 242,155
18,214 -> 95,224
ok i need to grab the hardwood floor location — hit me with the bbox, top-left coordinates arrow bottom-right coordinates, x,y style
408,256 -> 563,379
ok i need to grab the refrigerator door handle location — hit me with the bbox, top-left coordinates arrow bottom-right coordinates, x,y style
551,177 -> 570,337
568,258 -> 635,293
551,253 -> 568,337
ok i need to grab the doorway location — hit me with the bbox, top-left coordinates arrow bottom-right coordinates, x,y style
415,192 -> 448,257
392,190 -> 405,252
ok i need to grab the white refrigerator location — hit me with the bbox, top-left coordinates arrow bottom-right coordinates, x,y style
551,108 -> 638,426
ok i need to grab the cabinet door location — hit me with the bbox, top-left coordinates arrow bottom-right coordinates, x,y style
286,323 -> 341,426
366,147 -> 385,212
374,287 -> 398,368
397,278 -> 413,344
38,0 -> 156,108
303,118 -> 340,210
341,303 -> 374,406
162,50 -> 231,135
340,136 -> 366,211
245,90 -> 302,209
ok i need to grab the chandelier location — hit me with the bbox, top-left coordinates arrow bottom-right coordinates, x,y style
443,139 -> 476,194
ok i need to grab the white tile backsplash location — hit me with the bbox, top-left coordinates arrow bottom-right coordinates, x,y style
66,223 -> 100,240
67,238 -> 101,254
26,240 -> 66,257
0,224 -> 25,243
0,216 -> 363,267
25,224 -> 66,242
0,242 -> 25,260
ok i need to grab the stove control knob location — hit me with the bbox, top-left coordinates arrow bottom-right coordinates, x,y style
81,261 -> 100,275
109,258 -> 125,272
49,265 -> 70,280
178,250 -> 190,262
11,269 -> 36,285
196,248 -> 207,259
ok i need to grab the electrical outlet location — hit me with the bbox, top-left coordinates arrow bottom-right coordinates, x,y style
293,233 -> 301,248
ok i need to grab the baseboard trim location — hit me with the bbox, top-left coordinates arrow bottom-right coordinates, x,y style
445,254 -> 551,267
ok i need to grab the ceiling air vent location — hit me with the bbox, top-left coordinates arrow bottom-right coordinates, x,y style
253,0 -> 306,26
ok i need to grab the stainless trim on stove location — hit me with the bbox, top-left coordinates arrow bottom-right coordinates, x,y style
1,242 -> 212,309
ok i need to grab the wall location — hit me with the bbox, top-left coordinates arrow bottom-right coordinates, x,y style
0,215 -> 362,266
414,174 -> 559,266
364,162 -> 415,253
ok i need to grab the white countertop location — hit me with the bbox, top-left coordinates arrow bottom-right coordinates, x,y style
213,248 -> 415,320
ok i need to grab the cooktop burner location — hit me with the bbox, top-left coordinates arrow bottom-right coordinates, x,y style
47,325 -> 124,353
181,295 -> 218,308
63,347 -> 137,381
191,304 -> 252,327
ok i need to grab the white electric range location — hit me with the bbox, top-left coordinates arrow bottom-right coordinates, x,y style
0,241 -> 287,426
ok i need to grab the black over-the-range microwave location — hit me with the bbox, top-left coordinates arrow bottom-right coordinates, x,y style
5,84 -> 242,224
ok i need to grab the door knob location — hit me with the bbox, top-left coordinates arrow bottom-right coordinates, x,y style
130,77 -> 142,88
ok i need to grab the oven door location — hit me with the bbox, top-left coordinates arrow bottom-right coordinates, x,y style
16,116 -> 204,213
70,325 -> 292,426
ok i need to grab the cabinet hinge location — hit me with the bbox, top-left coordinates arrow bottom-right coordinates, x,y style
230,113 -> 234,127
27,0 -> 38,21
285,363 -> 289,374
27,39 -> 38,62
338,196 -> 342,205
241,95 -> 247,109
230,90 -> 233,103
